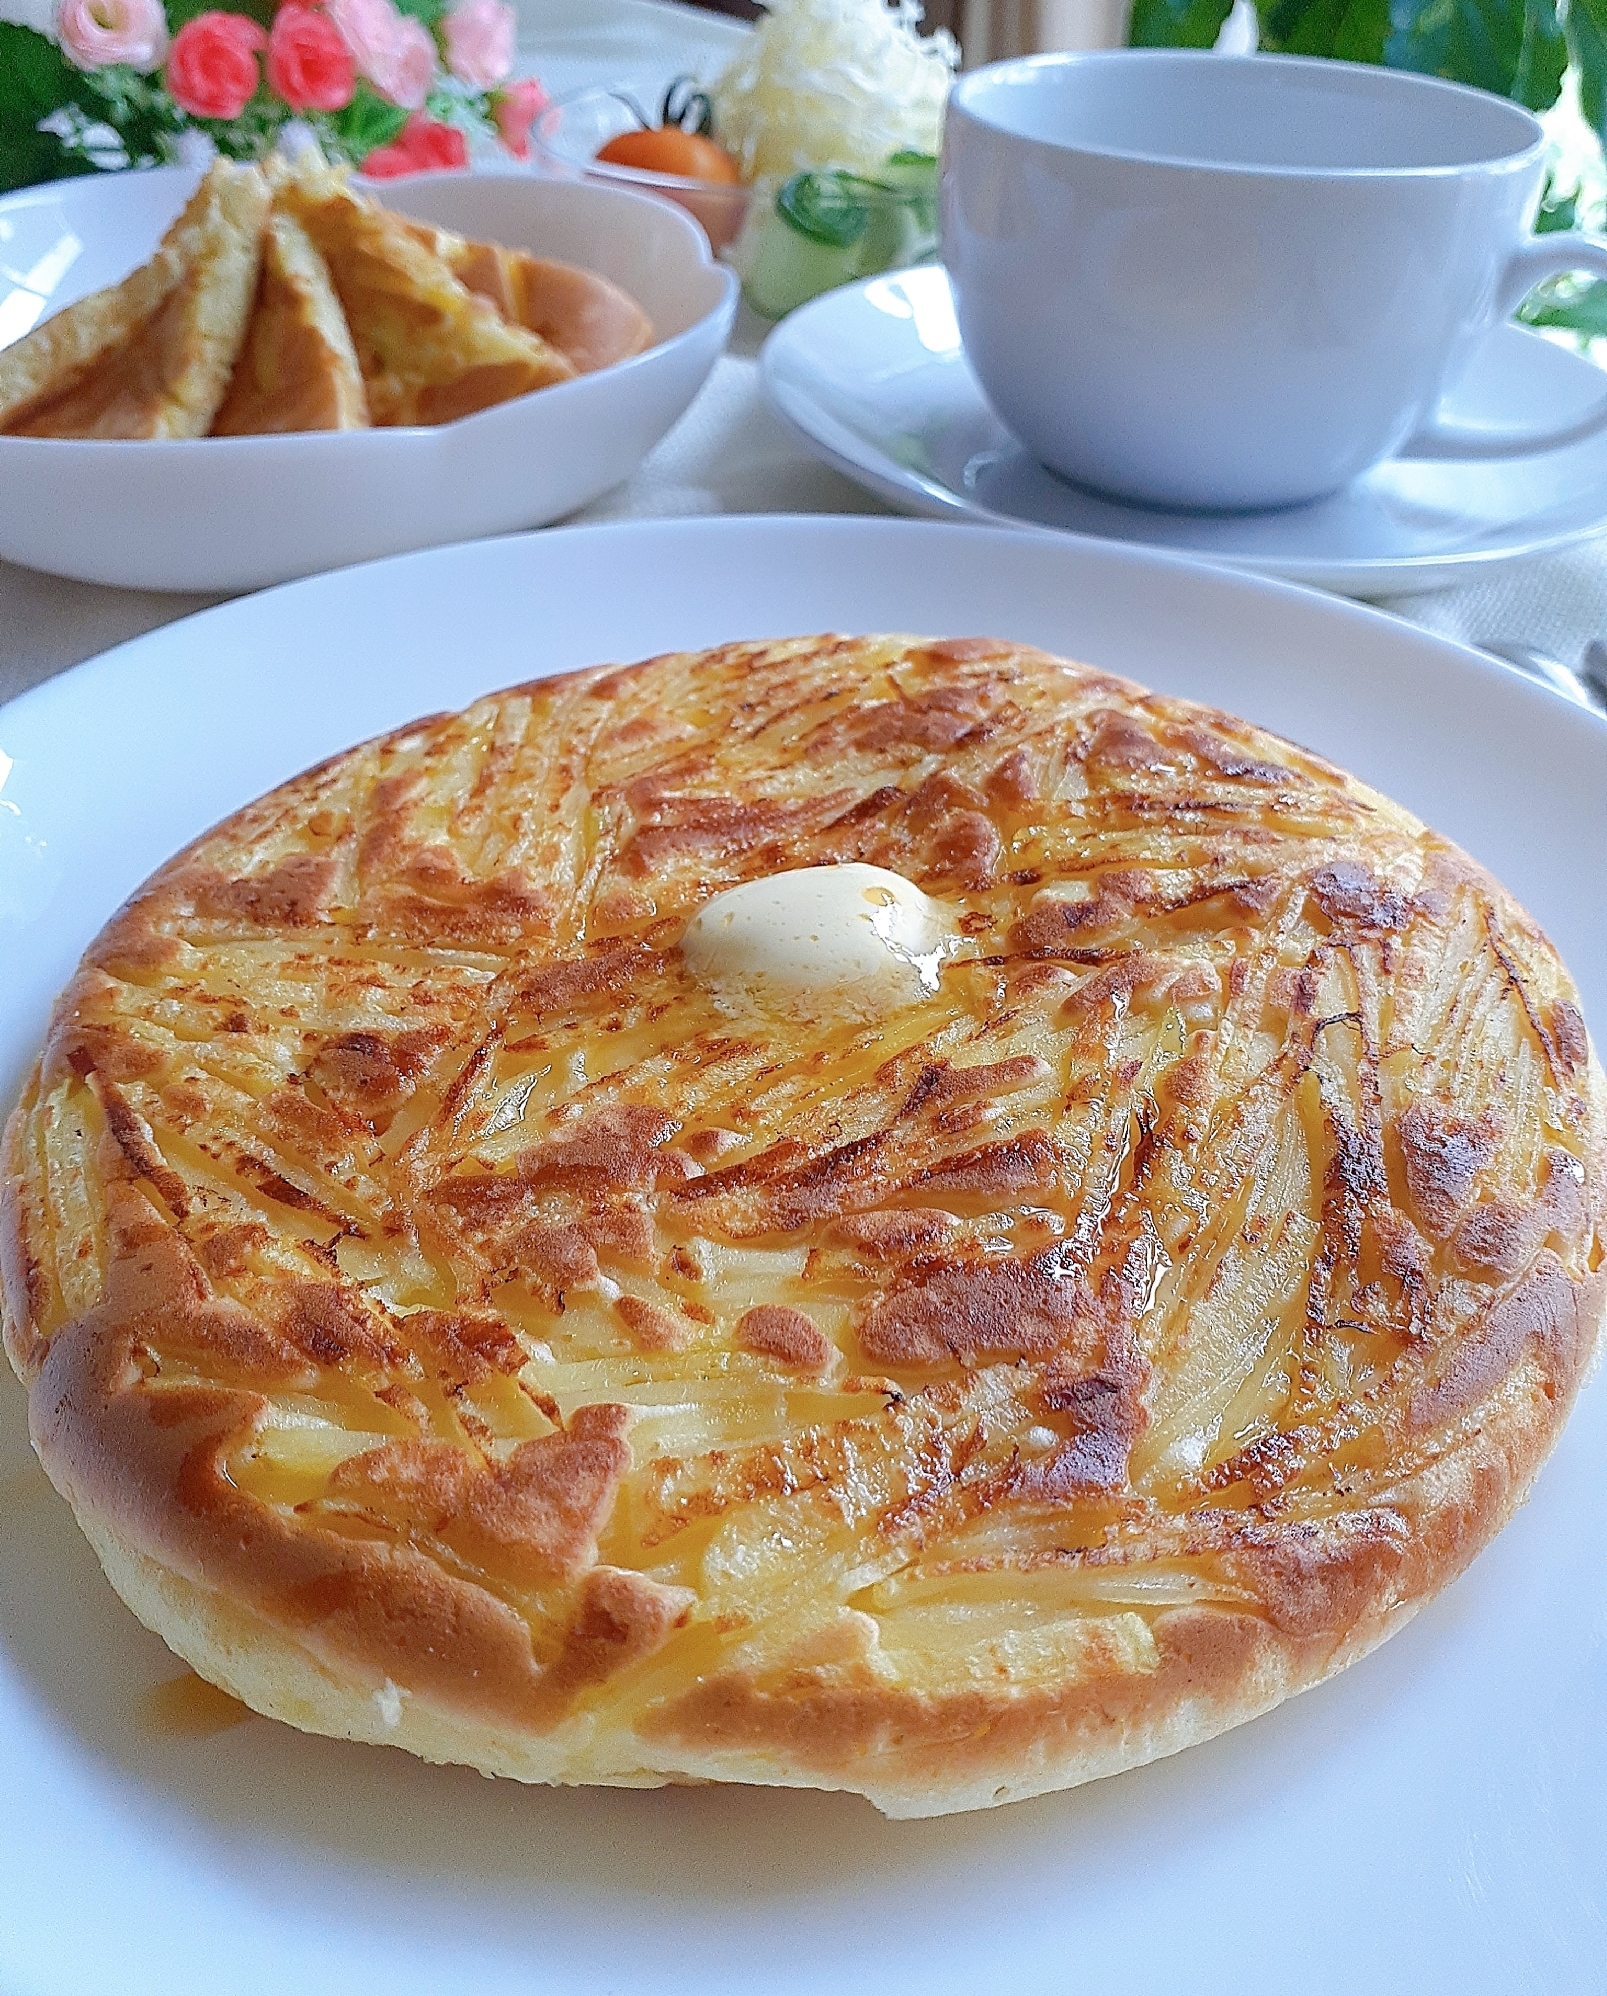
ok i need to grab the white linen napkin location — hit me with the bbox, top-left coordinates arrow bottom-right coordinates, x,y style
1377,543 -> 1607,673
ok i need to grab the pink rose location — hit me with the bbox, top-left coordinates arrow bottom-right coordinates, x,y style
266,2 -> 356,113
56,0 -> 168,73
491,75 -> 548,161
360,109 -> 468,178
327,0 -> 432,109
378,14 -> 435,108
326,0 -> 396,78
165,11 -> 268,121
441,0 -> 513,88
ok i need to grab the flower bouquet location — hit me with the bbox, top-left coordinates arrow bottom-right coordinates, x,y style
0,0 -> 550,196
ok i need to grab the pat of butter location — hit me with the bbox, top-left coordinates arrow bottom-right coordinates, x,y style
683,864 -> 955,1019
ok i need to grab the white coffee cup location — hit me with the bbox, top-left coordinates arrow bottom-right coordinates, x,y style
941,51 -> 1607,511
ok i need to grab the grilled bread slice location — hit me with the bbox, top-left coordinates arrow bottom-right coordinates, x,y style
4,635 -> 1602,1817
280,171 -> 575,425
212,209 -> 368,436
0,161 -> 270,439
400,220 -> 654,375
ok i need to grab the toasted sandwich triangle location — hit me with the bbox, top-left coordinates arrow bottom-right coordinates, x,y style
0,161 -> 271,440
399,218 -> 654,375
280,171 -> 575,425
212,209 -> 369,436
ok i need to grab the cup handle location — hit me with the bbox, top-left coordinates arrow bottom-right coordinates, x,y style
1400,231 -> 1607,460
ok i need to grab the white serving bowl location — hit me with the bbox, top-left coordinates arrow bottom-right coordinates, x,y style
0,166 -> 737,591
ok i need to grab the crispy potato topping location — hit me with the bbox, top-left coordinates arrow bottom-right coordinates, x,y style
3,634 -> 1602,1816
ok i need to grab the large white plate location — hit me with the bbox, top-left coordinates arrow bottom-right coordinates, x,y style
1,517 -> 1603,1996
760,267 -> 1607,597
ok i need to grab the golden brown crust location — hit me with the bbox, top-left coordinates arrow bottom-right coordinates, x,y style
400,222 -> 654,375
3,633 -> 1603,1817
0,161 -> 269,439
280,173 -> 574,425
212,210 -> 369,436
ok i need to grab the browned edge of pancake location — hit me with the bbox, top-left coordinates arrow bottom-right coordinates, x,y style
3,635 -> 1603,1815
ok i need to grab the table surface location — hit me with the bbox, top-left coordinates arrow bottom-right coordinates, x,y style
5,0 -> 1607,708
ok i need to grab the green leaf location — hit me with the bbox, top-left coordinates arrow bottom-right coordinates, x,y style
1126,0 -> 1235,48
85,66 -> 160,119
394,0 -> 449,24
192,95 -> 288,161
328,82 -> 409,161
164,0 -> 275,30
0,23 -> 116,191
1513,0 -> 1570,104
1518,274 -> 1607,334
1261,0 -> 1391,62
1568,0 -> 1607,137
0,124 -> 100,197
79,64 -> 187,165
1385,0 -> 1566,111
0,22 -> 104,124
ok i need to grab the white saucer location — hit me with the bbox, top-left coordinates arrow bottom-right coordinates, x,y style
760,266 -> 1607,596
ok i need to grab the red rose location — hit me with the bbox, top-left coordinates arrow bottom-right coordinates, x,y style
165,11 -> 268,122
360,111 -> 469,178
266,2 -> 356,112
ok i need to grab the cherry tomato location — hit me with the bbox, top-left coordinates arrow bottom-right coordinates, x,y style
596,127 -> 740,185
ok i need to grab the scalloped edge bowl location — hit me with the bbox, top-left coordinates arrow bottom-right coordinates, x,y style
0,166 -> 737,592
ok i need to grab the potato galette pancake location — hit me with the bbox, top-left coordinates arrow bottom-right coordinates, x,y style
3,635 -> 1602,1818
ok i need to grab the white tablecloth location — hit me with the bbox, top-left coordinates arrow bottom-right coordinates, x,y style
4,0 -> 1607,707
